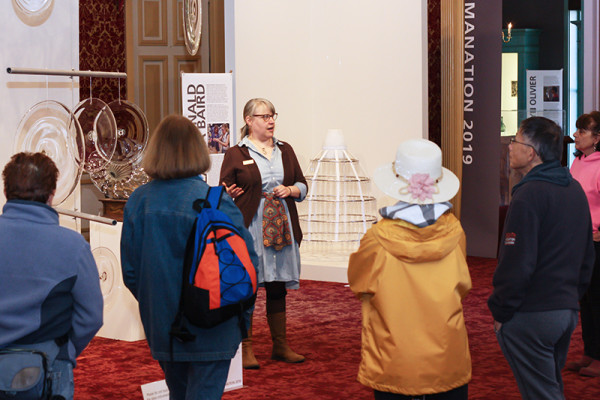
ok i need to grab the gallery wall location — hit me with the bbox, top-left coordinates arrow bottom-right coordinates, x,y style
0,1 -> 80,220
225,0 -> 429,208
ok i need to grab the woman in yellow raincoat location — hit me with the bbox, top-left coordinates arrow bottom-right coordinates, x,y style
348,139 -> 471,400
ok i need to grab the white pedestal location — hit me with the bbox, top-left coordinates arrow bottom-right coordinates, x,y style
300,253 -> 350,283
90,221 -> 146,341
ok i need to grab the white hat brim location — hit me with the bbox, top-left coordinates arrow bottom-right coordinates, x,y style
373,163 -> 460,204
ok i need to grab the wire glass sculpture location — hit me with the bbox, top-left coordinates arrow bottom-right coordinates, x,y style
298,130 -> 377,259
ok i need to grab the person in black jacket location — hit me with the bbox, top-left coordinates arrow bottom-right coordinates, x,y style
488,116 -> 595,400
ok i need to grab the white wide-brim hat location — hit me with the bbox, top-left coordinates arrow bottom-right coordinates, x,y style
373,138 -> 460,204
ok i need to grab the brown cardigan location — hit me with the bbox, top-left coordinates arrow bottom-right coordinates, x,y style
219,141 -> 307,244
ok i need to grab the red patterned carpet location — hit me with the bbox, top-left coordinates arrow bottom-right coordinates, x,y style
74,257 -> 600,399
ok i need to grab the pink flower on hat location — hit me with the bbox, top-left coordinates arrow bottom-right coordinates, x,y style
408,173 -> 436,202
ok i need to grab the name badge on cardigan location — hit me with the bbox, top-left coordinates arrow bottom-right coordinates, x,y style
243,159 -> 255,165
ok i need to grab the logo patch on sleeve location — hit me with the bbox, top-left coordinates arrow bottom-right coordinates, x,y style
504,232 -> 516,246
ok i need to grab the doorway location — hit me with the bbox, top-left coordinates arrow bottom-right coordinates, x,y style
501,0 -> 592,167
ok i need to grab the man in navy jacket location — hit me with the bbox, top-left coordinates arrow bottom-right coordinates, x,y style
488,117 -> 594,400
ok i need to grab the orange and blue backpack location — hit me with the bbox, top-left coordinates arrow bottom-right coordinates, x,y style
170,186 -> 257,344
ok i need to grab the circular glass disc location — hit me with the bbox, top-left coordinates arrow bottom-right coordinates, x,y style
14,100 -> 84,206
184,0 -> 202,56
73,97 -> 118,173
14,0 -> 53,15
92,246 -> 118,308
107,99 -> 149,165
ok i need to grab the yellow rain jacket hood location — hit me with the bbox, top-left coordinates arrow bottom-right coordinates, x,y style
348,211 -> 472,395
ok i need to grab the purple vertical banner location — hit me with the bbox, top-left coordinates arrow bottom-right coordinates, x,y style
460,1 -> 502,257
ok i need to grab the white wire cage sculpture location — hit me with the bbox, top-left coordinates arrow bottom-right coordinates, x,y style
298,129 -> 378,258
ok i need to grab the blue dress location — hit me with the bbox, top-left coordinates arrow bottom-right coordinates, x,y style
241,136 -> 307,289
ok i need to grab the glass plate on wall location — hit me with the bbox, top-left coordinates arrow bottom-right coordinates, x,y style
92,246 -> 117,308
107,99 -> 149,165
14,100 -> 84,206
14,0 -> 53,15
73,97 -> 117,173
183,0 -> 202,55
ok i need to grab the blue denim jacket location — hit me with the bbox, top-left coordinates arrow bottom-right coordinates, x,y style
121,176 -> 258,361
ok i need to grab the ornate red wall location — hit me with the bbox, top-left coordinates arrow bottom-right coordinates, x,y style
428,0 -> 441,146
79,0 -> 126,104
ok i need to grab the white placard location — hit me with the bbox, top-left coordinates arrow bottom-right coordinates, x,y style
206,153 -> 225,187
181,72 -> 234,144
141,344 -> 243,399
181,73 -> 233,186
526,69 -> 564,127
224,343 -> 243,392
141,380 -> 169,400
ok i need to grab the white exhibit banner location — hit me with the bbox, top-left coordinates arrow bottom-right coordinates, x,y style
526,69 -> 564,128
140,344 -> 243,399
181,72 -> 233,185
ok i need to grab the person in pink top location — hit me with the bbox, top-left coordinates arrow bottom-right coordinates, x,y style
568,111 -> 600,377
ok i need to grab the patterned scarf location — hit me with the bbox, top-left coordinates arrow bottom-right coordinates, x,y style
379,201 -> 453,228
262,193 -> 292,250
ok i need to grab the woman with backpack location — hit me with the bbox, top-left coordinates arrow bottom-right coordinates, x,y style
121,115 -> 258,399
220,98 -> 308,369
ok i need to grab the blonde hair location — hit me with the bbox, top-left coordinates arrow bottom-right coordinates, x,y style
240,98 -> 276,139
142,115 -> 211,180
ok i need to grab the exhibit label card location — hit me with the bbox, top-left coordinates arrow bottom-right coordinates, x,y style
141,380 -> 169,400
181,73 -> 234,185
526,69 -> 564,127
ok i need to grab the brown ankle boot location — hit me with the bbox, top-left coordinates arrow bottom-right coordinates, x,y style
267,312 -> 305,363
242,319 -> 259,369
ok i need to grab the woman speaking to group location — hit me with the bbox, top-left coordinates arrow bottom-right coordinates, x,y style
220,98 -> 307,369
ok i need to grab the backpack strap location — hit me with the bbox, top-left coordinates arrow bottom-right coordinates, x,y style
192,186 -> 224,213
206,186 -> 224,209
